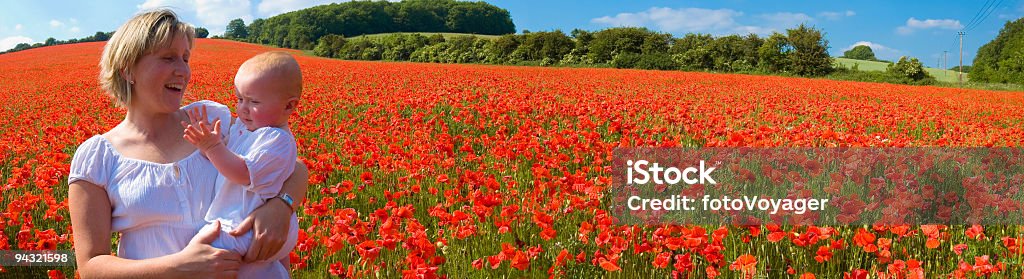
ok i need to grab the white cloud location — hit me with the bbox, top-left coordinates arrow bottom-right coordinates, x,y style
843,41 -> 901,60
138,0 -> 252,36
14,24 -> 23,31
0,36 -> 34,52
70,26 -> 81,33
757,12 -> 813,28
138,0 -> 195,10
49,20 -> 63,28
818,10 -> 855,20
592,7 -> 826,36
194,0 -> 253,35
592,7 -> 744,34
896,18 -> 962,35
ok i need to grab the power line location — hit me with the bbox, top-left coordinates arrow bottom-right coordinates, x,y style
962,0 -> 997,31
966,0 -> 1007,32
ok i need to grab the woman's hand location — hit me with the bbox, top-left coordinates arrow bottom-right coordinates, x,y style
230,198 -> 292,263
173,220 -> 242,278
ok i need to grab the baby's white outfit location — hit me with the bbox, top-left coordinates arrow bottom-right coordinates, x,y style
199,114 -> 299,278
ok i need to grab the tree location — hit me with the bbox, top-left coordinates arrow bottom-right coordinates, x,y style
758,32 -> 790,73
587,27 -> 662,63
669,33 -> 714,70
483,34 -> 519,63
786,24 -> 832,76
225,18 -> 249,39
888,56 -> 933,82
92,31 -> 110,41
843,45 -> 877,61
44,37 -> 57,46
971,17 -> 1024,83
195,27 -> 209,38
313,34 -> 346,58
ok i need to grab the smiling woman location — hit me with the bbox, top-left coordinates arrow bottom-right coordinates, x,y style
68,8 -> 308,279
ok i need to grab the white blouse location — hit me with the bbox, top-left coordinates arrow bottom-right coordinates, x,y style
68,100 -> 232,260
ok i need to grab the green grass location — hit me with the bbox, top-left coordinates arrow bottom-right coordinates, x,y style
348,32 -> 502,40
834,57 -> 968,83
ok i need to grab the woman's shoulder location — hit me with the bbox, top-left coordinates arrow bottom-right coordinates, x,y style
75,135 -> 113,154
68,135 -> 117,187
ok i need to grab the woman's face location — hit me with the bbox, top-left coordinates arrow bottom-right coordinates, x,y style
128,33 -> 191,113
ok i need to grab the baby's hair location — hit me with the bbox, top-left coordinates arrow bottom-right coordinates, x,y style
237,51 -> 303,99
99,8 -> 195,107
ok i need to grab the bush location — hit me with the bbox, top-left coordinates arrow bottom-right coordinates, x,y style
634,53 -> 679,70
887,56 -> 933,82
313,34 -> 346,58
610,52 -> 641,69
611,53 -> 678,70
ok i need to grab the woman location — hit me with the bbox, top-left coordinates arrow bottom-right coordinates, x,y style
67,9 -> 307,278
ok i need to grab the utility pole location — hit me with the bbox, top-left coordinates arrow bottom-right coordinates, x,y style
943,51 -> 948,78
958,31 -> 965,86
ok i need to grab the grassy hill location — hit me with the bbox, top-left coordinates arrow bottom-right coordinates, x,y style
349,32 -> 502,40
834,57 -> 967,83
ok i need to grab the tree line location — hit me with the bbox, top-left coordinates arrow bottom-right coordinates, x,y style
971,17 -> 1024,84
307,25 -> 941,84
225,0 -> 515,50
2,28 -> 209,55
310,25 -> 834,77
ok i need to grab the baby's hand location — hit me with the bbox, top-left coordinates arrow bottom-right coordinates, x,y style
181,105 -> 223,152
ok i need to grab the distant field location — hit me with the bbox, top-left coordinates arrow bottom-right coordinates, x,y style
349,32 -> 502,40
834,57 -> 968,83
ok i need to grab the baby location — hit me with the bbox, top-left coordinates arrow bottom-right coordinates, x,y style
182,51 -> 302,278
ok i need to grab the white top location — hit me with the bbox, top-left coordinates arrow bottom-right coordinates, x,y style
205,119 -> 296,229
68,100 -> 232,260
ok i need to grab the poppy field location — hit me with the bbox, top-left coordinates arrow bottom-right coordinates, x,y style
5,39 -> 1024,278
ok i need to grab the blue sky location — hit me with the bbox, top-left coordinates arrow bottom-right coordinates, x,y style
1,0 -> 1020,67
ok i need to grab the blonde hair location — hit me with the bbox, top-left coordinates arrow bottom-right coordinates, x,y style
99,9 -> 195,107
237,51 -> 303,99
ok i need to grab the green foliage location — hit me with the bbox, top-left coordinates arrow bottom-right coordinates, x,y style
971,17 -> 1024,84
482,34 -> 519,64
243,0 -> 514,49
510,30 -> 573,61
610,53 -> 678,70
757,32 -> 789,73
669,33 -> 714,70
410,35 -> 487,63
195,27 -> 209,38
313,34 -> 346,58
949,65 -> 972,72
445,1 -> 515,34
786,24 -> 833,76
843,45 -> 877,61
707,34 -> 762,72
829,66 -> 935,86
587,27 -> 668,63
887,56 -> 934,82
378,34 -> 430,61
225,18 -> 249,39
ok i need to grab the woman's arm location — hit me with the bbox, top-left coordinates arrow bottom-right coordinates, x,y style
70,181 -> 242,278
230,160 -> 308,262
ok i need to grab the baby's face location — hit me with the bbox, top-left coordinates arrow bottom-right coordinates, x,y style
233,71 -> 294,131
